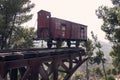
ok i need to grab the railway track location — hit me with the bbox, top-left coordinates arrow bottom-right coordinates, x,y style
0,47 -> 85,61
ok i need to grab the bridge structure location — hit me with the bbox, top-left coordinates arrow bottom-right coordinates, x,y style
0,47 -> 87,80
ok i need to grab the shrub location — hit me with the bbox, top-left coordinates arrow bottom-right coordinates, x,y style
107,75 -> 115,80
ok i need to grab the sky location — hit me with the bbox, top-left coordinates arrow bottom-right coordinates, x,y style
26,0 -> 113,42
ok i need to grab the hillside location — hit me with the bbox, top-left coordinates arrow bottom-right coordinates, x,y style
100,41 -> 112,62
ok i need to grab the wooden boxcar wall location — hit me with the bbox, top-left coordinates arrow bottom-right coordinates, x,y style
37,10 -> 87,41
50,18 -> 87,41
37,10 -> 51,39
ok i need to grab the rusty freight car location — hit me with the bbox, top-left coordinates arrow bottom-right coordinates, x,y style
37,10 -> 87,48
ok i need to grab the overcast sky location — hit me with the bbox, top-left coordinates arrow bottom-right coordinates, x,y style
26,0 -> 113,42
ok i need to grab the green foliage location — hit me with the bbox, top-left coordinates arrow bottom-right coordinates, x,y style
112,68 -> 117,75
82,38 -> 95,80
107,75 -> 115,80
114,28 -> 120,42
96,6 -> 119,42
95,67 -> 103,77
110,45 -> 120,71
111,0 -> 120,6
96,0 -> 120,76
91,31 -> 106,64
82,38 -> 95,57
107,68 -> 117,75
73,72 -> 84,80
10,27 -> 35,48
107,68 -> 112,75
82,32 -> 109,79
0,0 -> 34,49
110,44 -> 120,58
91,32 -> 107,80
82,34 -> 108,80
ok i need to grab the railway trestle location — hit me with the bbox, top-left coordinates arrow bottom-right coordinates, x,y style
0,48 -> 87,80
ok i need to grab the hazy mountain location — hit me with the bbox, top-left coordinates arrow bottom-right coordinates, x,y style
100,41 -> 112,62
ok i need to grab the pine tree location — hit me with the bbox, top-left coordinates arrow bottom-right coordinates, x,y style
0,0 -> 34,49
96,0 -> 120,73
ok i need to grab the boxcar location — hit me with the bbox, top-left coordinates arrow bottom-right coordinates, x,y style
37,10 -> 87,48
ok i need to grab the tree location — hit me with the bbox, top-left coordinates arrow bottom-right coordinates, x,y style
91,32 -> 107,80
0,0 -> 35,80
72,72 -> 85,80
107,75 -> 115,80
10,27 -> 35,49
96,0 -> 120,73
95,67 -> 103,77
82,38 -> 95,80
0,0 -> 34,49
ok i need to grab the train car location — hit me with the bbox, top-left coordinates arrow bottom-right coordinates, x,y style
37,10 -> 87,48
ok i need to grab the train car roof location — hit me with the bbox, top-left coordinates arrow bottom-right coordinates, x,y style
51,17 -> 88,27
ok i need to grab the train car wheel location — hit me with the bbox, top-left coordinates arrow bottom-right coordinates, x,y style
75,41 -> 79,47
56,41 -> 62,48
67,41 -> 71,47
47,40 -> 52,48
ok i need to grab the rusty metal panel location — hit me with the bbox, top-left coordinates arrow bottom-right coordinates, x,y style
80,25 -> 87,40
50,18 -> 87,41
37,10 -> 51,28
71,23 -> 81,40
84,26 -> 87,40
37,28 -> 49,39
50,18 -> 71,40
37,10 -> 87,41
37,10 -> 51,39
71,23 -> 87,41
65,21 -> 71,39
50,18 -> 56,39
